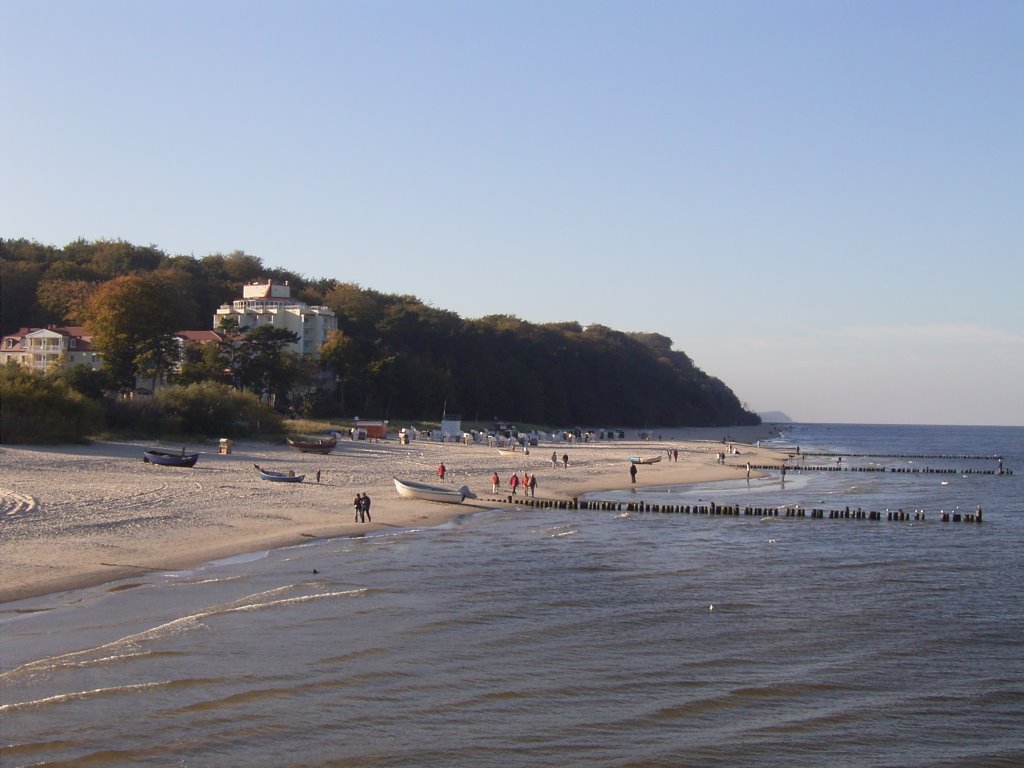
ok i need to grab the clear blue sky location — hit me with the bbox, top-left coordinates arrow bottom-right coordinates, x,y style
3,0 -> 1021,426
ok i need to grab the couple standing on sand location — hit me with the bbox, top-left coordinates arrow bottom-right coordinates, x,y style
353,493 -> 372,522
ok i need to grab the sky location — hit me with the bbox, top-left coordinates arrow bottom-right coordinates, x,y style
3,0 -> 1022,426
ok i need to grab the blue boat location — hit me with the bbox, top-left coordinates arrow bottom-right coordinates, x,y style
143,449 -> 198,468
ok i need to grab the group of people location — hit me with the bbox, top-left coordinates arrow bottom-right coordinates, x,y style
550,451 -> 569,468
499,471 -> 537,497
352,492 -> 372,522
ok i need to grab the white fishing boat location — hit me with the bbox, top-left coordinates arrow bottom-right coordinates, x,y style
629,455 -> 663,465
393,477 -> 476,504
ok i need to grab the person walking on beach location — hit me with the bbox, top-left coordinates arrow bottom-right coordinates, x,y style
509,472 -> 519,495
315,467 -> 321,484
673,449 -> 678,462
353,493 -> 363,522
629,463 -> 638,483
438,463 -> 446,482
529,473 -> 537,497
361,493 -> 371,523
491,471 -> 500,494
562,453 -> 569,468
551,451 -> 558,468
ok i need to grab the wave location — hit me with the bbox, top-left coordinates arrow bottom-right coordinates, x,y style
1,585 -> 368,681
0,678 -> 217,713
637,680 -> 845,723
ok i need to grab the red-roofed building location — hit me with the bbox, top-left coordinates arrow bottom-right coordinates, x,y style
0,326 -> 101,372
0,327 -> 225,388
174,330 -> 225,344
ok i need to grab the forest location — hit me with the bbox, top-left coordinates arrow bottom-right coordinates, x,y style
1,238 -> 759,429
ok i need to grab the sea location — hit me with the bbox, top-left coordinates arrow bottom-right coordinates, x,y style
2,423 -> 1022,767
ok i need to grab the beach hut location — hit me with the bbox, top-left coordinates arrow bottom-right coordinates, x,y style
353,418 -> 388,439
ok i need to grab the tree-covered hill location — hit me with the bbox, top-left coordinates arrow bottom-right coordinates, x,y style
0,238 -> 758,427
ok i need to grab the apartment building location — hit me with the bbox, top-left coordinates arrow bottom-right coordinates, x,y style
0,326 -> 101,371
213,280 -> 337,358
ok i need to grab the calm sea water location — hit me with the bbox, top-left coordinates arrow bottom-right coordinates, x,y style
2,424 -> 1022,767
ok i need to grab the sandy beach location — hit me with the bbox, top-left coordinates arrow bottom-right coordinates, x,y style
0,425 -> 788,603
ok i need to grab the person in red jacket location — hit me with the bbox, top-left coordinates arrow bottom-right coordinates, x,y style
509,473 -> 519,495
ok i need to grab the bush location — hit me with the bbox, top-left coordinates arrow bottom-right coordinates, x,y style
104,396 -> 166,437
154,382 -> 283,437
0,363 -> 104,443
51,365 -> 111,401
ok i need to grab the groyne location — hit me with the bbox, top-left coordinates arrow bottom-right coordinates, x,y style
483,495 -> 985,524
790,450 -> 1002,461
738,463 -> 1011,475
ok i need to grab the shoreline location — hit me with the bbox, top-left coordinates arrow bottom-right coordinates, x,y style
0,425 -> 788,603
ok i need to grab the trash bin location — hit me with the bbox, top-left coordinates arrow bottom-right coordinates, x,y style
219,438 -> 233,455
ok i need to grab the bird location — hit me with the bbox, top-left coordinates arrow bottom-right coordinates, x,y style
708,604 -> 714,612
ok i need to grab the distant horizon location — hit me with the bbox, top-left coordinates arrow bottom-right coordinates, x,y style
762,419 -> 1024,428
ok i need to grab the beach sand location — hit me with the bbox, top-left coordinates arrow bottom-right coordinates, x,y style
0,425 -> 789,603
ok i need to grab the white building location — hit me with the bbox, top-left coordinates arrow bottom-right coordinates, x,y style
0,326 -> 101,372
213,280 -> 337,358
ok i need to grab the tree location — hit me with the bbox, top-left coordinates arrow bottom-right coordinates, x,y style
36,278 -> 99,325
319,329 -> 359,412
233,325 -> 300,403
0,260 -> 46,334
176,340 -> 231,386
85,275 -> 181,393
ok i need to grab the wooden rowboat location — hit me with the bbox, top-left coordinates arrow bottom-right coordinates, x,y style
286,436 -> 337,454
143,449 -> 199,468
254,464 -> 305,483
393,477 -> 476,504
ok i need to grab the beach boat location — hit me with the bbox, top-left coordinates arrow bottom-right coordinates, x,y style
629,455 -> 663,465
143,449 -> 199,468
254,464 -> 306,483
393,477 -> 476,504
286,436 -> 338,454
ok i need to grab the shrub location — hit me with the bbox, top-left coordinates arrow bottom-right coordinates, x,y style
0,363 -> 104,443
104,396 -> 166,437
154,382 -> 282,437
50,365 -> 111,401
